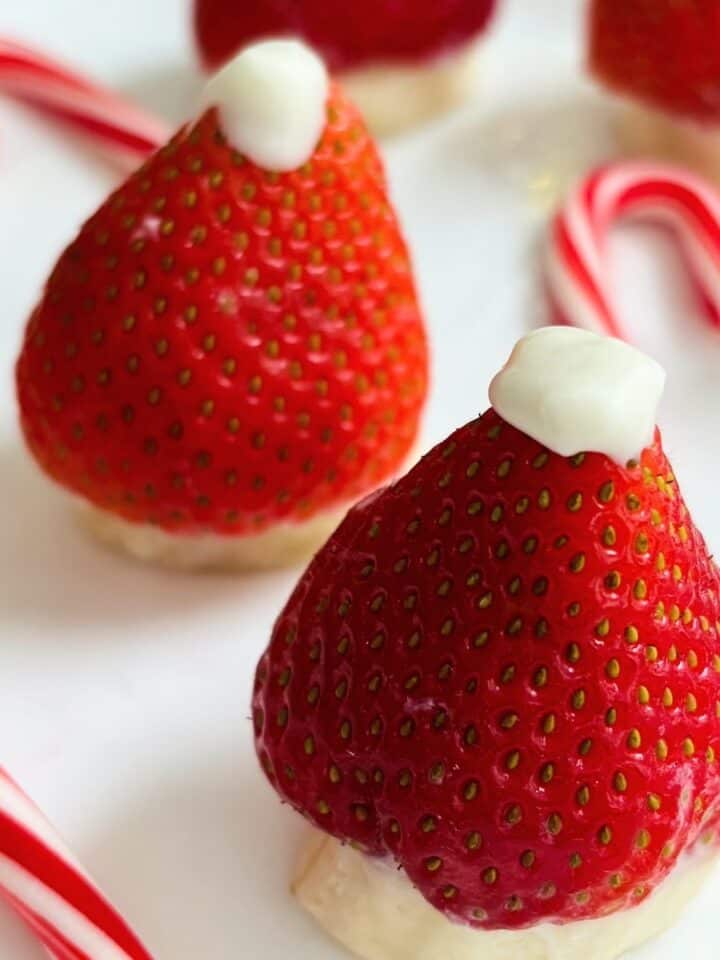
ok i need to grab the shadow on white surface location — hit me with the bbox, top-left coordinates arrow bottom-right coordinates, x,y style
118,61 -> 205,130
0,442 -> 277,630
434,89 -> 620,213
81,748 -> 337,960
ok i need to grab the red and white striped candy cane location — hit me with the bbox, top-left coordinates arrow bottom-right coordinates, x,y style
546,162 -> 720,340
0,38 -> 168,164
0,768 -> 154,960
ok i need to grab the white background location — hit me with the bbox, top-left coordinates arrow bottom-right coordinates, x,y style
1,1 -> 720,957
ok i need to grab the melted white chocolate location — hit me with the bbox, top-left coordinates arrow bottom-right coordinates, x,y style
489,327 -> 666,465
200,39 -> 328,172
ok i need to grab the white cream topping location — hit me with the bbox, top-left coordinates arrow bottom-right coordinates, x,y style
488,327 -> 666,464
200,39 -> 329,172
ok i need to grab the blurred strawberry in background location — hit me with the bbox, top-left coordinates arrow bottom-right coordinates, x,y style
194,0 -> 500,135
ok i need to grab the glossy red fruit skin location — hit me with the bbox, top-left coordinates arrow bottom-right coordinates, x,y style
194,0 -> 498,73
590,0 -> 720,123
16,88 -> 428,537
253,408 -> 720,930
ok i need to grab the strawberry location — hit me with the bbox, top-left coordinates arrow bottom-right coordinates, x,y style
194,0 -> 498,74
15,75 -> 428,540
590,0 -> 720,122
253,402 -> 720,930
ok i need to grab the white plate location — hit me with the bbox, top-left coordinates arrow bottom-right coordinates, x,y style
1,1 -> 720,957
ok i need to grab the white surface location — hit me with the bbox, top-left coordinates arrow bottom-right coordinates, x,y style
200,39 -> 328,171
1,2 -> 720,959
489,327 -> 666,464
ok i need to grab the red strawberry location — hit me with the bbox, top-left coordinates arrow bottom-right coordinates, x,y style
253,404 -> 720,929
590,0 -> 720,122
194,0 -> 498,74
16,79 -> 428,542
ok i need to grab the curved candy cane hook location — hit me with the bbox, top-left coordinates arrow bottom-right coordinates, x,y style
0,38 -> 167,165
546,162 -> 720,340
0,768 -> 154,960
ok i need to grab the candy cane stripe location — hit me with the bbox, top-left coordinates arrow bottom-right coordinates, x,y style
547,162 -> 720,339
12,93 -> 163,156
0,812 -> 149,957
0,770 -> 153,960
0,770 -> 77,862
4,892 -> 92,960
548,218 -> 620,336
0,38 -> 167,162
0,858 -> 139,960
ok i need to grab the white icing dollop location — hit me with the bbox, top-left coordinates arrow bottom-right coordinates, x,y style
200,39 -> 329,172
488,327 -> 666,464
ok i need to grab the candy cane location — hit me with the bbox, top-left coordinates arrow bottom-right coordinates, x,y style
0,38 -> 168,164
0,768 -> 154,960
546,162 -> 720,341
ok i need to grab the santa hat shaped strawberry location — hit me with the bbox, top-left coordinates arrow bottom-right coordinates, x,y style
15,39 -> 429,572
253,326 -> 720,960
194,0 -> 499,136
590,0 -> 720,180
